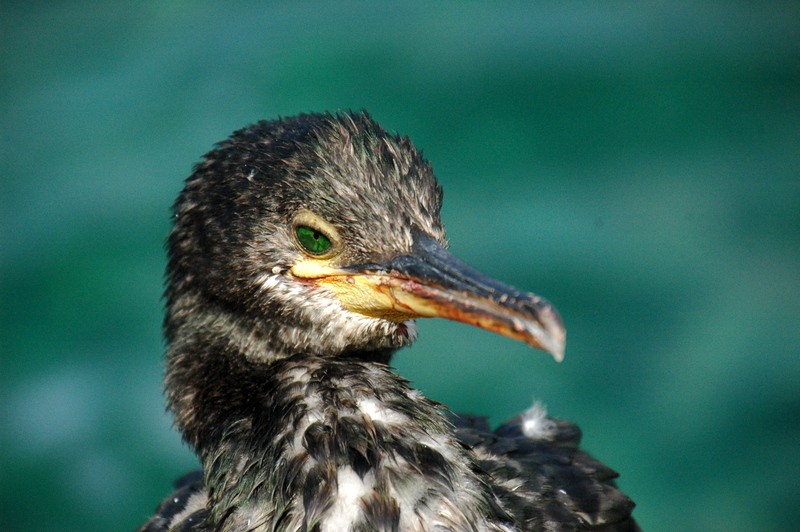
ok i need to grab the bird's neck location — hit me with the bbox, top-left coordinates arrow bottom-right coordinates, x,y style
164,294 -> 401,450
165,312 -> 509,529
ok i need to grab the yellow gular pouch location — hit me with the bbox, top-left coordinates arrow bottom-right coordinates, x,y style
290,260 -> 422,322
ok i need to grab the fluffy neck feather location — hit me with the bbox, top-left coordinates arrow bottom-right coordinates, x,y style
164,298 -> 513,530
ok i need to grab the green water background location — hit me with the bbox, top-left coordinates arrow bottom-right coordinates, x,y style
3,3 -> 799,530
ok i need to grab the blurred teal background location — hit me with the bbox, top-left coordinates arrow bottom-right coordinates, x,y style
2,2 -> 799,530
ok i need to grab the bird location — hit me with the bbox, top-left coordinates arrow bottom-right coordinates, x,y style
139,111 -> 638,531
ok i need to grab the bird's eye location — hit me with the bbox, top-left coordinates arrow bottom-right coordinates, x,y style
296,226 -> 332,255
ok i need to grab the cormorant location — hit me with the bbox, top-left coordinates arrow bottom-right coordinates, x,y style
139,112 -> 638,531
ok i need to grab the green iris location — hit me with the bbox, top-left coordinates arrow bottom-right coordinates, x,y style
296,225 -> 332,255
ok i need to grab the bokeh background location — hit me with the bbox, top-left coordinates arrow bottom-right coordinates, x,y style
3,2 -> 798,530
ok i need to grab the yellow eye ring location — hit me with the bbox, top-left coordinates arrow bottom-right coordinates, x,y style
292,210 -> 341,258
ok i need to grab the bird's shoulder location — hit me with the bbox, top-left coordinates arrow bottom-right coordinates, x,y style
449,408 -> 639,531
138,471 -> 208,531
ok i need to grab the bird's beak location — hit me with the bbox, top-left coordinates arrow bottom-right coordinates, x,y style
290,232 -> 565,361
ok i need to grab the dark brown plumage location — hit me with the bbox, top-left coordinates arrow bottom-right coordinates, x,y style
139,112 -> 638,531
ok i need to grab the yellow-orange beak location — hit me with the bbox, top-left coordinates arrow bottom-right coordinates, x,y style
291,232 -> 565,361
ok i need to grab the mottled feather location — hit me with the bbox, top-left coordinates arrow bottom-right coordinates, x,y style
139,112 -> 638,531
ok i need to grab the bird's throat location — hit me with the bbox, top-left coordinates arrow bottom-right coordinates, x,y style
164,327 -> 504,529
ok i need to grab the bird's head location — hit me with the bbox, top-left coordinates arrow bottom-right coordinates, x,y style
166,112 -> 564,364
